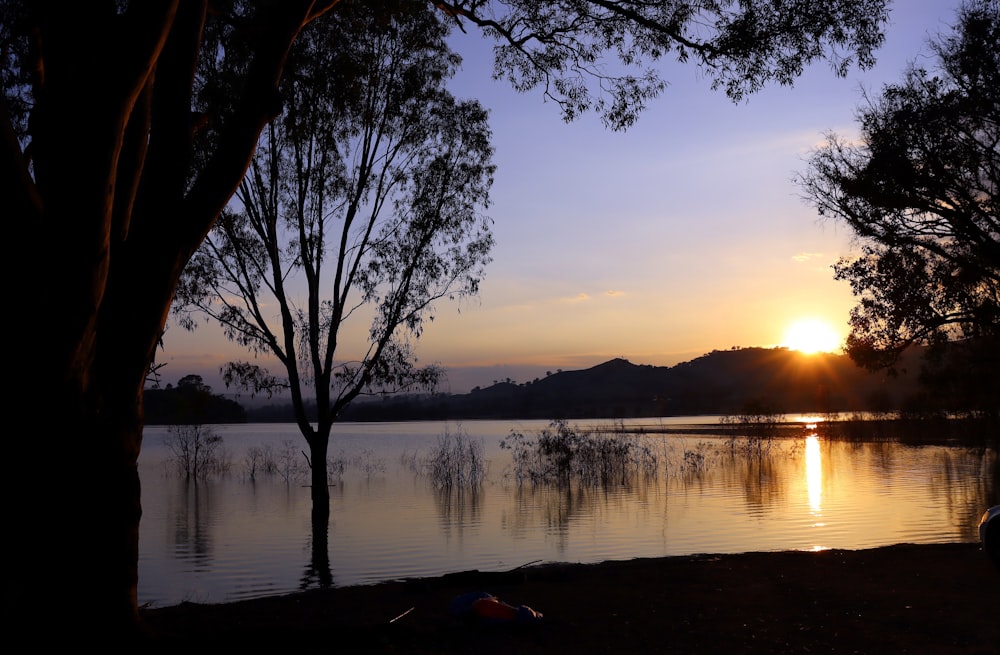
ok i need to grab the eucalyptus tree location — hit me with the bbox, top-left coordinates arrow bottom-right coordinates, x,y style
797,0 -> 999,412
2,0 -> 890,639
174,4 -> 495,520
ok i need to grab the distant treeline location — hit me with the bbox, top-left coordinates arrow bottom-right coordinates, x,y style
144,374 -> 246,425
145,346 -> 998,425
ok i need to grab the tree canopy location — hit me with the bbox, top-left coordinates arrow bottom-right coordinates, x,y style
174,0 -> 495,518
797,0 -> 999,386
435,0 -> 888,130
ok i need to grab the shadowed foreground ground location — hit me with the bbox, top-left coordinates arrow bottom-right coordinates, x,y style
143,542 -> 998,654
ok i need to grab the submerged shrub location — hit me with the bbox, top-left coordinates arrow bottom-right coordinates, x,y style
352,448 -> 386,478
680,442 -> 713,476
273,439 -> 306,483
500,419 -> 658,486
241,443 -> 279,481
327,453 -> 346,482
164,424 -> 230,479
720,399 -> 784,457
427,427 -> 486,489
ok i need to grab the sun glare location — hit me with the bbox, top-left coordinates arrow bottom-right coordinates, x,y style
782,318 -> 842,355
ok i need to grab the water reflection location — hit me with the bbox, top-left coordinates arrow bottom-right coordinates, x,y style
803,434 -> 830,551
138,421 -> 997,608
806,435 -> 822,515
735,452 -> 785,516
170,478 -> 215,570
433,483 -> 484,546
299,509 -> 333,592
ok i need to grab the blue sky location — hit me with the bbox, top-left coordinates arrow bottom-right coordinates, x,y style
159,1 -> 963,394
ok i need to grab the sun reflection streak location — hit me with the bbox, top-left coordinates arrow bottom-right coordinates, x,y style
806,435 -> 822,516
803,434 -> 830,551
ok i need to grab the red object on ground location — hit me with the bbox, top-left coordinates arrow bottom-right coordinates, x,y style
449,591 -> 544,624
471,596 -> 519,622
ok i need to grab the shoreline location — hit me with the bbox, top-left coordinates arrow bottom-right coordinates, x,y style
143,541 -> 999,654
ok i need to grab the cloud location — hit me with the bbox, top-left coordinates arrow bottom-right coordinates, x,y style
557,290 -> 625,303
792,251 -> 824,262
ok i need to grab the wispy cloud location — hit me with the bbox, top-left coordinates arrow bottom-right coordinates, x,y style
792,251 -> 824,263
557,290 -> 625,303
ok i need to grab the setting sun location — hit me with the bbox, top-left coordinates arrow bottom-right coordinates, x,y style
782,318 -> 843,355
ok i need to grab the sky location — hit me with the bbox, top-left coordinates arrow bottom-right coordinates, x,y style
157,1 -> 964,395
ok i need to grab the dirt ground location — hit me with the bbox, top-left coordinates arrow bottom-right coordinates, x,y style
141,542 -> 998,654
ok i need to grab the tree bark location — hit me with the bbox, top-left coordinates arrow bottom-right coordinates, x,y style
8,2 -> 318,640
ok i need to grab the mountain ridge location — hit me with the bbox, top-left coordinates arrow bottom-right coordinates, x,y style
241,346 -> 928,423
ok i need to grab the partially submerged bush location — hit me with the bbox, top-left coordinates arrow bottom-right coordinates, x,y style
164,424 -> 230,478
720,399 -> 784,457
240,440 -> 312,483
679,441 -> 713,476
351,448 -> 387,478
242,443 -> 278,480
426,427 -> 486,489
500,419 -> 659,486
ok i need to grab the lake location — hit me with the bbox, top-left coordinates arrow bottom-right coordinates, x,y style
137,417 -> 995,608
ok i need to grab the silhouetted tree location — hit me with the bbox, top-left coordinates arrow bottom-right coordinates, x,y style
2,0 -> 889,639
176,374 -> 209,393
797,0 -> 999,395
175,2 -> 494,525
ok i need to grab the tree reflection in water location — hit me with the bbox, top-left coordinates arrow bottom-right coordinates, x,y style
142,419 -> 996,607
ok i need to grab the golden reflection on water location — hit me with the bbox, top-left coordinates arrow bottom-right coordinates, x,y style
805,435 -> 822,516
804,434 -> 831,552
139,421 -> 996,607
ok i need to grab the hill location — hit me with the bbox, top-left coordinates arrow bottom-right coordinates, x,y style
244,347 -> 926,422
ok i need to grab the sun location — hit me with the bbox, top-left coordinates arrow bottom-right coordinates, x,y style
781,318 -> 843,355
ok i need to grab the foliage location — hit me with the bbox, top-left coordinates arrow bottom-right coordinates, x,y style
817,412 -> 999,451
177,2 -> 494,404
350,448 -> 388,478
163,425 -> 231,479
796,0 -> 999,389
720,399 -> 784,436
174,1 -> 495,514
425,427 -> 487,488
436,0 -> 888,130
913,336 -> 999,417
143,375 -> 247,425
500,419 -> 659,486
680,442 -> 713,476
242,443 -> 281,481
177,7 -> 492,418
240,440 -> 352,484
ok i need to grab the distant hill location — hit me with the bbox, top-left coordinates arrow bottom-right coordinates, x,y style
244,347 -> 927,423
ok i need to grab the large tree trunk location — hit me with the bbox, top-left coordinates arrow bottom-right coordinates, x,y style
5,1 -> 335,641
7,6 -> 170,640
12,295 -> 155,641
308,428 -> 332,514
308,428 -> 333,589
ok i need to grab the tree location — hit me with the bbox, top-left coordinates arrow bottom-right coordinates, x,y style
173,2 -> 494,552
796,0 -> 999,413
176,374 -> 209,393
2,0 -> 889,640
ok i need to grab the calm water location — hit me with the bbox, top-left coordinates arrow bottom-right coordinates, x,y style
137,417 -> 995,608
